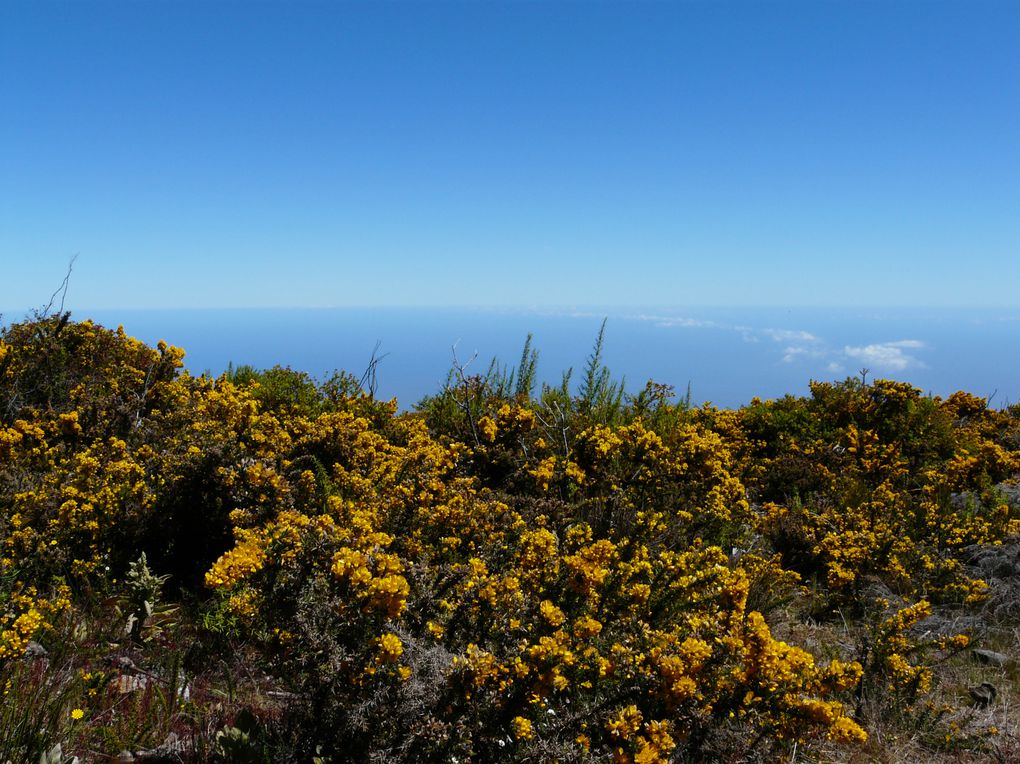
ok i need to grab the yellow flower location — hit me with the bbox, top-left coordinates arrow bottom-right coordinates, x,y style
376,633 -> 403,663
71,708 -> 85,720
511,715 -> 533,740
478,416 -> 498,442
539,599 -> 566,627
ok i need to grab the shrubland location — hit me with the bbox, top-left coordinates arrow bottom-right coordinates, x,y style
1,314 -> 1019,763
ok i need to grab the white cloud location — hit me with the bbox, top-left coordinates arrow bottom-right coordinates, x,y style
629,314 -> 718,329
732,325 -> 820,347
843,340 -> 926,371
656,317 -> 718,329
781,344 -> 827,363
761,328 -> 819,343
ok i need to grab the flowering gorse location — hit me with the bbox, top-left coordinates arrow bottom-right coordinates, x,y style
1,317 -> 1018,761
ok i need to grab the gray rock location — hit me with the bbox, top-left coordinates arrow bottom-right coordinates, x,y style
997,481 -> 1020,506
972,648 -> 1009,666
969,681 -> 997,708
25,640 -> 48,658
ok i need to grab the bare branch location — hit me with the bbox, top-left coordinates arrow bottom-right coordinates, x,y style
41,254 -> 78,318
359,340 -> 390,399
450,340 -> 481,447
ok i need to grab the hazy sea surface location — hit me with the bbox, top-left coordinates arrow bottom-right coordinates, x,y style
10,307 -> 1020,410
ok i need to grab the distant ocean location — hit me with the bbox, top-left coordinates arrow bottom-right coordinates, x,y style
7,307 -> 1020,410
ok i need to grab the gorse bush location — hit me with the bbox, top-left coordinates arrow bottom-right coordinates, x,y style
725,379 -> 1020,605
1,315 -> 1018,762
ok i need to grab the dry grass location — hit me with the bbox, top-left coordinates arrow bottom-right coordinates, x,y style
764,538 -> 1020,764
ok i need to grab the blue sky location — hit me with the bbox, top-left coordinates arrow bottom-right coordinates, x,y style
2,1 -> 1019,310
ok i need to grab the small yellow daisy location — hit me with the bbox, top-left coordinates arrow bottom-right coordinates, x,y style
71,708 -> 84,721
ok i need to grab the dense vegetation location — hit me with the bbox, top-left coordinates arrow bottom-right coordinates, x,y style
2,314 -> 1019,763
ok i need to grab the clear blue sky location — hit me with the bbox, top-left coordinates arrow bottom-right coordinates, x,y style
2,1 -> 1019,310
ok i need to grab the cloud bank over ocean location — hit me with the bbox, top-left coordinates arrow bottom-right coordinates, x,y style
620,311 -> 928,376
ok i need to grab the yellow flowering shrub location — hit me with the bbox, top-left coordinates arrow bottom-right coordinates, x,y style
194,389 -> 866,760
2,317 -> 1018,761
726,379 -> 1020,605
